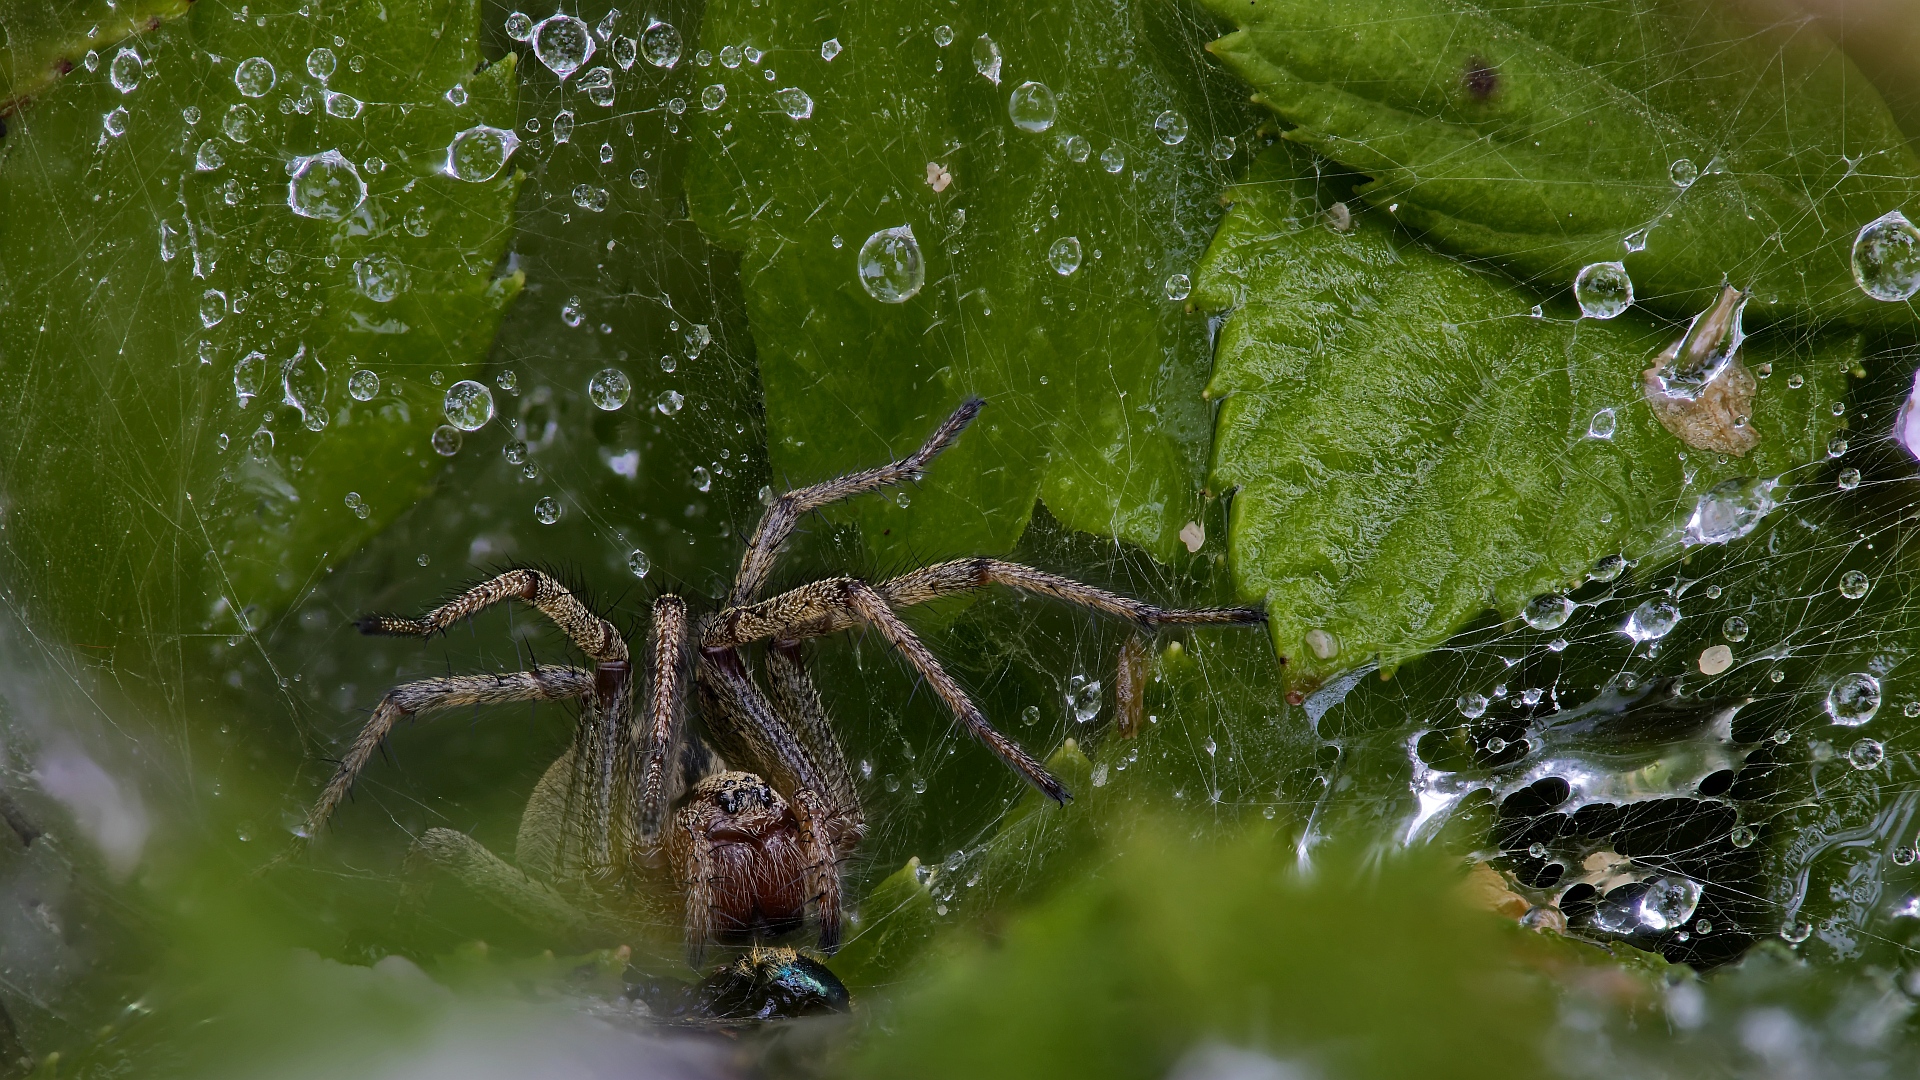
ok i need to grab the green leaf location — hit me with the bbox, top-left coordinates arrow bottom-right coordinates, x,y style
1195,0 -> 1920,329
0,0 -> 521,668
1199,144 -> 1851,687
0,0 -> 191,111
685,0 -> 1256,562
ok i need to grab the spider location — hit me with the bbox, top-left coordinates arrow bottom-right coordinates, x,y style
297,399 -> 1265,964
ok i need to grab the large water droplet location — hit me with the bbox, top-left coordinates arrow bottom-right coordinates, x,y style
1624,599 -> 1679,642
444,125 -> 521,182
1048,236 -> 1081,276
777,87 -> 813,120
588,368 -> 631,410
1587,407 -> 1616,439
1684,477 -> 1776,545
110,48 -> 143,93
1164,273 -> 1192,301
1068,677 -> 1102,723
1008,81 -> 1056,133
1721,616 -> 1748,642
700,83 -> 727,110
1852,210 -> 1920,302
1670,158 -> 1698,188
1100,144 -> 1125,173
534,496 -> 563,524
578,66 -> 615,107
1574,261 -> 1633,319
611,35 -> 637,70
233,56 -> 276,97
820,37 -> 842,62
306,47 -> 337,81
353,252 -> 409,302
1839,570 -> 1871,599
972,35 -> 1001,84
1827,672 -> 1881,725
281,344 -> 329,431
1848,738 -> 1885,770
655,389 -> 685,415
532,14 -> 596,79
684,323 -> 712,358
348,369 -> 380,401
324,90 -> 363,119
505,12 -> 534,40
430,426 -> 462,456
287,150 -> 366,221
443,380 -> 495,431
1457,692 -> 1488,718
223,103 -> 259,143
628,550 -> 652,578
102,107 -> 129,137
195,139 -> 225,172
1153,109 -> 1188,145
200,288 -> 228,328
234,350 -> 264,406
1635,877 -> 1702,931
1522,594 -> 1571,631
857,224 -> 925,303
642,20 -> 682,67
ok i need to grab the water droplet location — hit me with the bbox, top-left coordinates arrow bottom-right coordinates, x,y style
1718,616 -> 1749,643
353,252 -> 408,303
281,345 -> 329,430
1730,825 -> 1755,848
1590,553 -> 1627,582
318,90 -> 361,119
1152,109 -> 1188,145
631,20 -> 682,70
1211,136 -> 1236,160
1047,235 -> 1082,276
1457,692 -> 1488,718
655,389 -> 685,415
1522,594 -> 1571,631
594,9 -> 619,41
820,37 -> 843,62
1839,569 -> 1871,599
1829,435 -> 1850,458
534,496 -> 563,524
1067,678 -> 1102,722
719,46 -> 741,68
287,150 -> 366,221
612,35 -> 637,70
1527,842 -> 1548,859
1827,672 -> 1881,726
234,56 -> 276,98
192,138 -> 224,172
776,86 -> 814,120
110,48 -> 143,93
578,65 -> 615,106
1897,846 -> 1919,865
629,168 -> 650,189
307,47 -> 337,81
1849,738 -> 1885,770
102,107 -> 129,137
1669,157 -> 1698,187
1573,261 -> 1634,319
1781,921 -> 1811,943
201,288 -> 228,328
691,465 -> 713,492
532,14 -> 596,79
1163,273 -> 1192,301
348,369 -> 380,401
1838,467 -> 1862,490
701,83 -> 727,110
1684,476 -> 1776,545
1100,144 -> 1125,173
1587,407 -> 1616,439
1635,876 -> 1702,932
444,125 -> 521,183
1003,80 -> 1057,133
572,184 -> 608,211
588,368 -> 631,410
443,380 -> 495,431
1787,373 -> 1805,389
233,350 -> 264,406
1853,210 -> 1920,302
560,296 -> 585,326
248,429 -> 275,461
1624,599 -> 1679,642
857,224 -> 926,303
505,12 -> 534,40
972,34 -> 1000,84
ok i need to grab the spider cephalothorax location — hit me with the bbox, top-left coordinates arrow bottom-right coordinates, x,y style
297,398 -> 1265,968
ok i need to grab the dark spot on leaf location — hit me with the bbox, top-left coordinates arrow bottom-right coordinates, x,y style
1462,55 -> 1498,101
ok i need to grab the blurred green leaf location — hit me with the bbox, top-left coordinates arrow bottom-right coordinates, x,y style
0,0 -> 190,111
1198,144 -> 1851,686
1196,0 -> 1920,329
685,0 -> 1256,563
0,0 -> 521,672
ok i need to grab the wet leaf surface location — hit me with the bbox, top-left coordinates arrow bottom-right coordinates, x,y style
1199,143 -> 1851,687
1197,0 -> 1920,329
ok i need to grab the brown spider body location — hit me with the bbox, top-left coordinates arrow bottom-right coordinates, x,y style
298,399 -> 1266,968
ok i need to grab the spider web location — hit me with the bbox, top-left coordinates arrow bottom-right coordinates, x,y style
4,0 -> 1920,1074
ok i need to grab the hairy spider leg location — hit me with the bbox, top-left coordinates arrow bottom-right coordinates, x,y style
633,594 -> 692,849
404,827 -> 598,942
359,568 -> 628,664
302,666 -> 593,841
728,397 -> 983,607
